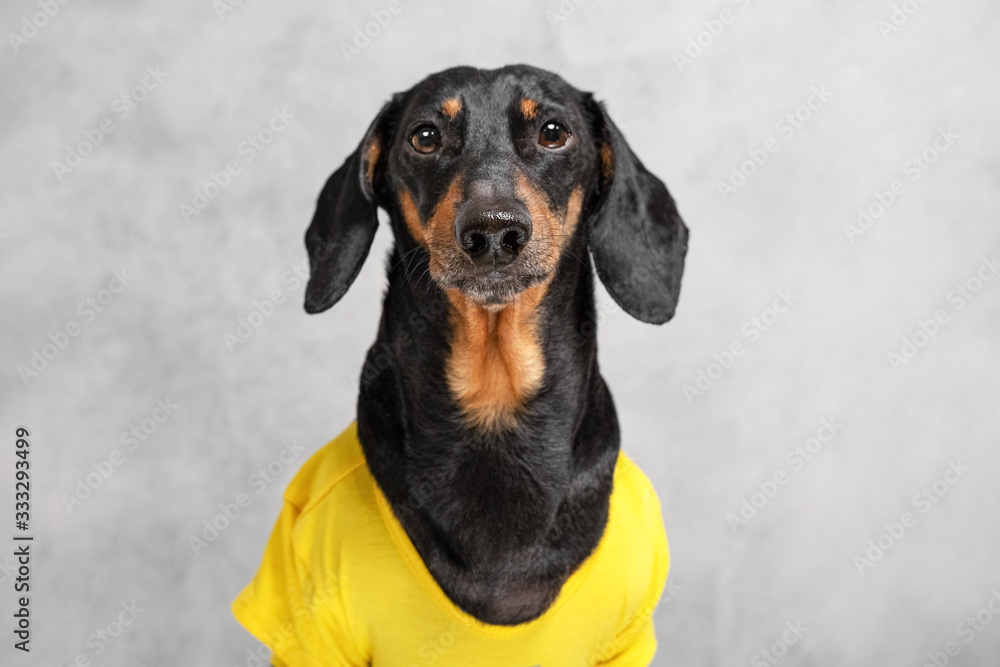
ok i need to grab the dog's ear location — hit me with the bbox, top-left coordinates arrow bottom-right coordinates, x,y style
582,95 -> 689,325
304,99 -> 399,314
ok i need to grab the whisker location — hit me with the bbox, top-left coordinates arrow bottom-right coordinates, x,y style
403,251 -> 427,283
421,267 -> 437,298
559,248 -> 588,270
390,245 -> 422,274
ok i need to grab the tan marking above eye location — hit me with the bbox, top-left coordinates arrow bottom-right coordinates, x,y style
441,97 -> 462,118
521,98 -> 539,120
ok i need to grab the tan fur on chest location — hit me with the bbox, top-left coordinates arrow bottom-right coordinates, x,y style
398,176 -> 584,430
445,285 -> 548,430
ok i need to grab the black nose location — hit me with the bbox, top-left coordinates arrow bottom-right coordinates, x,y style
455,204 -> 532,268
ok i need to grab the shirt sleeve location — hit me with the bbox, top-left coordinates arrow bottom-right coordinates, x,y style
597,459 -> 670,667
598,456 -> 670,666
232,500 -> 365,667
596,615 -> 658,666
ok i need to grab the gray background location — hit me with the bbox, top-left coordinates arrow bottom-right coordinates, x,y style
2,0 -> 999,665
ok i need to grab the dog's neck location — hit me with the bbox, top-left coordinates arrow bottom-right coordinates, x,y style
441,283 -> 548,432
355,230 -> 621,625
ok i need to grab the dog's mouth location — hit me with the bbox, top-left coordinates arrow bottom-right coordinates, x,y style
447,267 -> 548,307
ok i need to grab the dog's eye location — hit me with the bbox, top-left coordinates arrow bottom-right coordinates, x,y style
538,121 -> 569,149
410,126 -> 441,154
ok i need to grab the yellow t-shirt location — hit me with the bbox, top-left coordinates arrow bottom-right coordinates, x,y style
232,423 -> 669,667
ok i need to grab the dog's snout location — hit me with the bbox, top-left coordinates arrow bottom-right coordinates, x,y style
455,197 -> 532,268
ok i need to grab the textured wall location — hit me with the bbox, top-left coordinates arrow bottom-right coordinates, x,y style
2,0 -> 999,665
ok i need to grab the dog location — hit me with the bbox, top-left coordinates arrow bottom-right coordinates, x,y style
233,64 -> 688,666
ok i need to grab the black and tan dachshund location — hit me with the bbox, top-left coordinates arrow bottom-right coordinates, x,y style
308,62 -> 687,621
244,64 -> 688,663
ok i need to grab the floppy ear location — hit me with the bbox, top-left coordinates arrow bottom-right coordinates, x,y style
304,100 -> 397,314
583,96 -> 689,325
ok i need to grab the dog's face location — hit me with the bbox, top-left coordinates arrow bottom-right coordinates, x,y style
304,64 -> 687,325
383,67 -> 597,307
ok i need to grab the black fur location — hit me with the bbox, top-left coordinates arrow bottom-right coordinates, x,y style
583,95 -> 689,324
304,65 -> 687,625
304,101 -> 396,314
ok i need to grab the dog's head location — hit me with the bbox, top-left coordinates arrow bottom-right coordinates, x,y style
304,64 -> 687,324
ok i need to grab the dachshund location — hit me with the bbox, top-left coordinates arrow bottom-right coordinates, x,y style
235,64 -> 688,666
